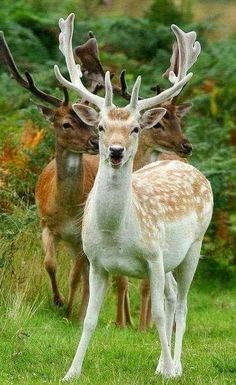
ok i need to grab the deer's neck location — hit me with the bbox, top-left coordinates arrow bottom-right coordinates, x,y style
92,158 -> 133,231
55,144 -> 84,206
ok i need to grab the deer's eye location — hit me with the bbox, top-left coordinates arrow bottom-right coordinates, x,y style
154,123 -> 164,130
63,122 -> 72,130
98,125 -> 105,132
131,127 -> 139,134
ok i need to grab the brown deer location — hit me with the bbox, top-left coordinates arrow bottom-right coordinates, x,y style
0,31 -> 99,320
55,14 -> 212,380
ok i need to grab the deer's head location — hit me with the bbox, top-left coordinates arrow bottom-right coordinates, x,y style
142,102 -> 192,157
0,31 -> 99,155
74,35 -> 193,160
54,14 -> 201,168
72,84 -> 166,168
37,92 -> 99,155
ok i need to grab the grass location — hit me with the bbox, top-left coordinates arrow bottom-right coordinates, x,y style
0,279 -> 235,385
0,210 -> 235,385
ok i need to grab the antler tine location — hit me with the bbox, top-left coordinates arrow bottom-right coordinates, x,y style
163,41 -> 179,81
112,70 -> 144,102
61,86 -> 69,105
117,70 -> 131,100
136,72 -> 192,112
0,31 -> 62,107
88,31 -> 95,39
163,41 -> 180,104
119,70 -> 127,94
24,71 -> 63,106
55,13 -> 106,109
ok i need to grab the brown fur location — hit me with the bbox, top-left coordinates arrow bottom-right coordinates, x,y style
35,102 -> 99,316
108,108 -> 131,120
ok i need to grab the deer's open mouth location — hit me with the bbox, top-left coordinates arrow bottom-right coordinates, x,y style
110,154 -> 123,168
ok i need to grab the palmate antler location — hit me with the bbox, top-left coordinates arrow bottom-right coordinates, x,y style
74,32 -> 105,87
55,14 -> 107,109
54,14 -> 198,112
163,25 -> 201,103
74,34 -> 137,101
0,31 -> 68,107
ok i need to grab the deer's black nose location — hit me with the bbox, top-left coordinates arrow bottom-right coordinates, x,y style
181,141 -> 193,155
109,146 -> 125,157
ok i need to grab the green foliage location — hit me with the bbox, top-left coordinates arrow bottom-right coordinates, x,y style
146,0 -> 193,25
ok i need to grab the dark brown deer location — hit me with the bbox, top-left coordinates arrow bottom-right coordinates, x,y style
0,31 -> 99,320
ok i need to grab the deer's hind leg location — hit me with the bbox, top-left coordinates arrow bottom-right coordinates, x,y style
165,272 -> 177,346
42,227 -> 64,307
115,276 -> 132,327
139,279 -> 150,330
148,255 -> 175,378
173,239 -> 202,376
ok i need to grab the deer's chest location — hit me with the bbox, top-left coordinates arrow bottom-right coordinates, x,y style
84,229 -> 149,278
47,206 -> 83,246
59,220 -> 82,245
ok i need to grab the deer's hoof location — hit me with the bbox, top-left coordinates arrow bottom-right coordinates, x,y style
155,360 -> 176,378
54,294 -> 65,307
174,361 -> 182,376
62,369 -> 81,382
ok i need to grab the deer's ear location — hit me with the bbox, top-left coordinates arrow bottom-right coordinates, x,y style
35,104 -> 55,122
176,103 -> 192,118
140,108 -> 166,129
72,103 -> 99,126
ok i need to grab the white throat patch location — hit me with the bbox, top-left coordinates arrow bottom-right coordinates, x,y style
67,153 -> 80,171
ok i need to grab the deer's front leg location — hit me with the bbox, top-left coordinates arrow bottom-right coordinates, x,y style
78,260 -> 90,321
42,227 -> 64,307
63,265 -> 108,381
148,258 -> 175,378
66,255 -> 84,319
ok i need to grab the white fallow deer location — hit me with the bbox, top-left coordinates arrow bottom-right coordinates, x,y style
54,14 -> 213,380
75,33 -> 193,328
